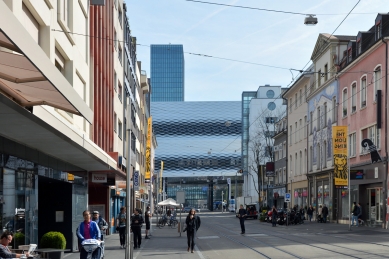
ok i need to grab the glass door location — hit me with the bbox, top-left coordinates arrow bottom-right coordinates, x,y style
368,188 -> 383,224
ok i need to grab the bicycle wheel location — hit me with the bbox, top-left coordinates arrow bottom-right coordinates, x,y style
171,220 -> 178,229
158,219 -> 165,229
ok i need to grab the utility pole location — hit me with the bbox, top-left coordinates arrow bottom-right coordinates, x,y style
221,191 -> 224,213
125,126 -> 132,259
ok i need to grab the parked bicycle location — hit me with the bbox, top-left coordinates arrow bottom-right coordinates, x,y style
157,214 -> 178,229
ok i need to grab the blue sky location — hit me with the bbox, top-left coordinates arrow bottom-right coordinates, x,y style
125,0 -> 385,101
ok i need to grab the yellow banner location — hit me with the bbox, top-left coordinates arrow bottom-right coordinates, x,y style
145,117 -> 152,180
332,126 -> 348,186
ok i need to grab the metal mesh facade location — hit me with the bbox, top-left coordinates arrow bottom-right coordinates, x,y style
152,101 -> 242,177
150,45 -> 184,102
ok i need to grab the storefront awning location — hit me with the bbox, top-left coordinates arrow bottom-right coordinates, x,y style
0,2 -> 92,123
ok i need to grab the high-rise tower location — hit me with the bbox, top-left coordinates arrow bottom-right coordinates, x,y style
150,44 -> 185,102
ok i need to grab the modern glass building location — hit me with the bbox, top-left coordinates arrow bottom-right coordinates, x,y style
152,101 -> 242,209
150,45 -> 185,102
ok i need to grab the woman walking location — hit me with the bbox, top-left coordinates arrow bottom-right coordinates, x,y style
116,206 -> 127,248
271,206 -> 278,227
185,208 -> 201,253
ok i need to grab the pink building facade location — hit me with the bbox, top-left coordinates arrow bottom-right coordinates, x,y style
337,13 -> 389,227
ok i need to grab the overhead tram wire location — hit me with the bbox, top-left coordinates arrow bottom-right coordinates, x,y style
184,0 -> 374,16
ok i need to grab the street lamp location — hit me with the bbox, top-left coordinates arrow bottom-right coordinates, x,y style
221,191 -> 224,213
304,15 -> 318,26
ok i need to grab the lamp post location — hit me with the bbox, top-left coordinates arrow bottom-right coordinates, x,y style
221,191 -> 224,213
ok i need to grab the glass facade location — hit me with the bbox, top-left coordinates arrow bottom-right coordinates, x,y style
150,45 -> 185,102
152,101 -> 241,177
241,92 -> 256,175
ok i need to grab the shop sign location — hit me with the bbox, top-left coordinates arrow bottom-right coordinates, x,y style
134,171 -> 139,191
92,173 -> 107,183
361,139 -> 382,163
350,170 -> 364,180
332,126 -> 348,187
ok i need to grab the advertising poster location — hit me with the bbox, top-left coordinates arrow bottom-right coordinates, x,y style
332,126 -> 348,187
145,116 -> 152,181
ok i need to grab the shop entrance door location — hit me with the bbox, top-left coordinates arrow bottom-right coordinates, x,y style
367,188 -> 383,224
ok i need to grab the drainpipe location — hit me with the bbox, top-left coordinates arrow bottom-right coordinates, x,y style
382,37 -> 388,229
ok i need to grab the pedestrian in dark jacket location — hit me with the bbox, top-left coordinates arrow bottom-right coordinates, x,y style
237,204 -> 247,234
322,204 -> 329,223
185,208 -> 201,253
271,206 -> 278,227
307,205 -> 314,222
351,202 -> 360,227
131,208 -> 144,249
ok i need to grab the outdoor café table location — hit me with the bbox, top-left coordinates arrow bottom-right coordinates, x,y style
34,248 -> 70,258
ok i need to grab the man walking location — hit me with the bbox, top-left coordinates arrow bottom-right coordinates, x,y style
351,202 -> 360,227
322,204 -> 329,223
145,206 -> 152,239
237,204 -> 247,234
131,208 -> 144,249
92,211 -> 108,240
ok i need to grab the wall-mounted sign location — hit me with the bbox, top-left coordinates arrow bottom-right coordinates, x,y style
361,139 -> 382,164
145,117 -> 152,180
332,126 -> 348,187
134,171 -> 139,191
350,170 -> 364,180
92,173 -> 107,183
266,162 -> 275,177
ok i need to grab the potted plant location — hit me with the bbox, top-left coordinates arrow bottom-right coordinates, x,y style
14,232 -> 25,248
40,231 -> 66,259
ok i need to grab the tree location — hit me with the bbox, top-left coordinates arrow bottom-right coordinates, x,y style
248,107 -> 284,205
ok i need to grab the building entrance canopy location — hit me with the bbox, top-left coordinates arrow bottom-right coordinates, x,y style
0,1 -> 92,123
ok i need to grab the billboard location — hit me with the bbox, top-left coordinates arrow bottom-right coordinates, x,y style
145,116 -> 152,181
332,126 -> 348,186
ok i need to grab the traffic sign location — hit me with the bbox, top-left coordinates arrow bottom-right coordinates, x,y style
285,193 -> 291,202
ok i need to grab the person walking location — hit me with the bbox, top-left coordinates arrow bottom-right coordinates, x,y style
271,206 -> 278,227
322,204 -> 329,223
185,208 -> 201,253
92,211 -> 108,240
145,206 -> 152,239
116,206 -> 127,248
237,204 -> 247,234
77,210 -> 101,259
358,202 -> 363,224
307,205 -> 314,222
317,205 -> 323,222
131,208 -> 144,249
351,202 -> 360,227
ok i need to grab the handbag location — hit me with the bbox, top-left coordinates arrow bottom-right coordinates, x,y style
116,226 -> 119,232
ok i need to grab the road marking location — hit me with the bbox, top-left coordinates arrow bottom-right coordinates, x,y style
197,236 -> 220,239
244,234 -> 268,237
195,246 -> 206,259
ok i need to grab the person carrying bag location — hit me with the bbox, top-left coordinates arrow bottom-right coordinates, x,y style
185,208 -> 201,253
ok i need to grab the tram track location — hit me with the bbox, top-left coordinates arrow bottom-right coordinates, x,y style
202,220 -> 389,259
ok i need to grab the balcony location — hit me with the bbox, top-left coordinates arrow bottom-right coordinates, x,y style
140,70 -> 149,93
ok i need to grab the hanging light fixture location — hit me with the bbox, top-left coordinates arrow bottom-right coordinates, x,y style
304,15 -> 318,26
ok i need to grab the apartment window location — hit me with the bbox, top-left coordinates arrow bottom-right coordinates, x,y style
318,69 -> 322,87
124,118 -> 127,141
118,120 -> 122,139
374,67 -> 382,102
323,141 -> 327,168
295,153 -> 298,177
58,0 -> 70,28
362,125 -> 380,152
295,93 -> 298,109
22,3 -> 40,44
114,30 -> 117,50
357,40 -> 362,55
283,168 -> 286,184
310,112 -> 313,134
348,48 -> 352,63
342,88 -> 348,117
290,155 -> 293,177
118,7 -> 123,27
295,122 -> 297,143
304,116 -> 307,138
304,149 -> 307,174
118,82 -> 122,102
349,133 -> 356,156
299,119 -> 302,141
317,107 -> 321,130
324,64 -> 328,81
376,22 -> 381,40
309,146 -> 313,171
55,49 -> 65,75
299,89 -> 302,105
304,85 -> 308,98
317,144 -> 321,170
290,126 -> 293,145
323,103 -> 327,127
118,44 -> 122,65
361,77 -> 367,108
332,97 -> 337,122
114,71 -> 117,92
283,142 -> 286,158
350,83 -> 356,113
289,98 -> 292,113
299,151 -> 303,175
114,113 -> 117,132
